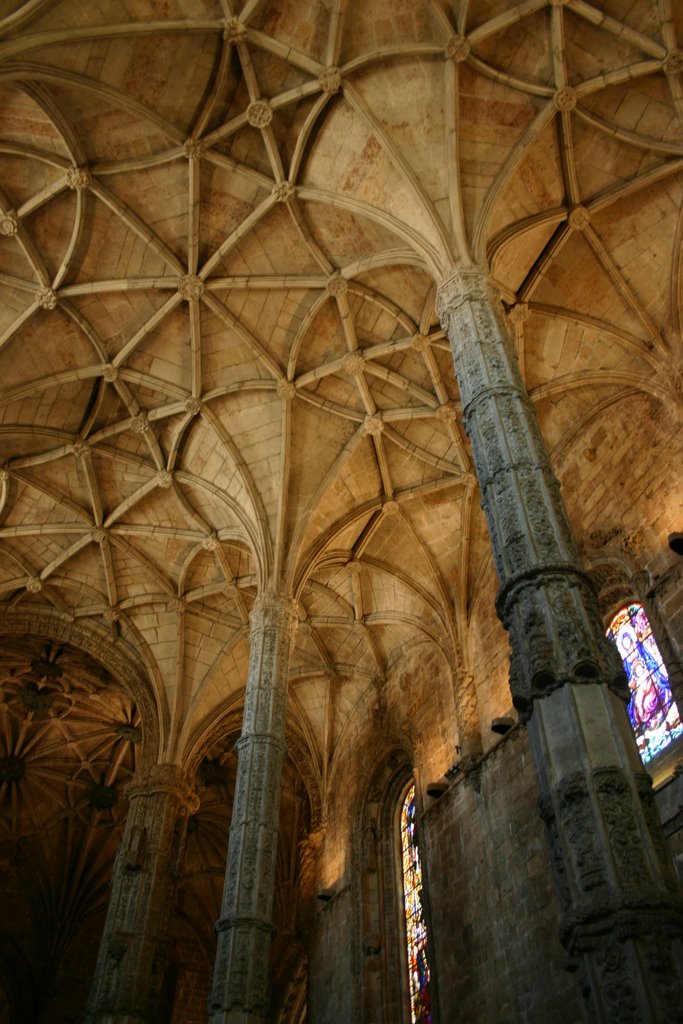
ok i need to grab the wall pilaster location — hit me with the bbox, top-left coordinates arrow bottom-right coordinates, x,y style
85,763 -> 199,1023
437,267 -> 683,1022
209,594 -> 297,1023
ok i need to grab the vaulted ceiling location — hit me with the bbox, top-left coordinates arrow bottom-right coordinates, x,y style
0,0 -> 681,804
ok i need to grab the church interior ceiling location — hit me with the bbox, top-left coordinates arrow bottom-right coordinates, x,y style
0,0 -> 681,1013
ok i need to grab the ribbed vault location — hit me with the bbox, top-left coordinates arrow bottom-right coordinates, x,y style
0,3 -> 681,1016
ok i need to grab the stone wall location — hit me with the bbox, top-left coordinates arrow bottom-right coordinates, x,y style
422,726 -> 581,1024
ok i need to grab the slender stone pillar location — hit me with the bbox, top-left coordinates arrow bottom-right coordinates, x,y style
86,764 -> 199,1023
209,594 -> 297,1024
437,268 -> 683,1022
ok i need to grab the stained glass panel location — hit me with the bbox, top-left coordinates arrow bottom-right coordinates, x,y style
607,603 -> 683,763
400,784 -> 432,1024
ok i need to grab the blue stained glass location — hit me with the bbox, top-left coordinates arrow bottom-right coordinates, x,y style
607,603 -> 683,763
400,784 -> 432,1024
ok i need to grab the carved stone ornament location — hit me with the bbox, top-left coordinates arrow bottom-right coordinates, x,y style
25,576 -> 42,593
319,66 -> 342,94
445,34 -> 470,62
71,440 -> 89,458
66,166 -> 91,190
0,469 -> 9,483
508,302 -> 529,324
663,50 -> 683,76
202,532 -> 219,552
554,86 -> 577,111
156,470 -> 173,489
184,396 -> 201,415
410,332 -> 429,351
168,596 -> 185,613
102,363 -> 118,382
178,274 -> 204,300
38,287 -> 58,310
272,180 -> 296,202
104,606 -> 120,623
326,273 -> 348,297
436,267 -> 493,331
0,212 -> 18,236
342,351 -> 365,376
184,138 -> 205,160
621,528 -> 644,557
276,379 -> 296,401
223,17 -> 247,44
363,414 -> 384,436
91,527 -> 106,544
246,100 -> 273,128
568,205 -> 590,231
131,414 -> 150,435
383,499 -> 400,516
436,402 -> 457,422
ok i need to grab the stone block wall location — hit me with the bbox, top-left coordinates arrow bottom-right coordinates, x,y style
421,726 -> 581,1024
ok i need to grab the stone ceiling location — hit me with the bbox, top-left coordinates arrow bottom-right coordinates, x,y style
0,0 -> 681,809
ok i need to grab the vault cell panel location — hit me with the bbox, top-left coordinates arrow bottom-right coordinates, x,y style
97,163 -> 189,265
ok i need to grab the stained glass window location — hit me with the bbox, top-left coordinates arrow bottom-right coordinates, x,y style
400,784 -> 432,1024
607,603 -> 683,763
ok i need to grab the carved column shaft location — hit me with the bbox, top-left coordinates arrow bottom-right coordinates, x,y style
210,595 -> 297,1024
86,764 -> 199,1023
437,268 -> 683,1023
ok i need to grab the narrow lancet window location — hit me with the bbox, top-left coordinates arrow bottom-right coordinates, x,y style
400,783 -> 432,1024
607,602 -> 683,763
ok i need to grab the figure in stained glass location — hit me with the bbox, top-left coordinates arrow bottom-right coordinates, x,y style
607,603 -> 683,762
400,784 -> 432,1024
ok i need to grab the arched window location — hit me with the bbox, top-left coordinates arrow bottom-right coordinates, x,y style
399,783 -> 433,1024
607,602 -> 683,763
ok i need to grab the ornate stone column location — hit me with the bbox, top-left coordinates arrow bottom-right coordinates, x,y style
437,268 -> 683,1022
209,594 -> 297,1024
86,764 -> 199,1023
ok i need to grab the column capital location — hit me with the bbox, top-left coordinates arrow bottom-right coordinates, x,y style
125,762 -> 200,813
249,592 -> 298,640
436,266 -> 498,329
